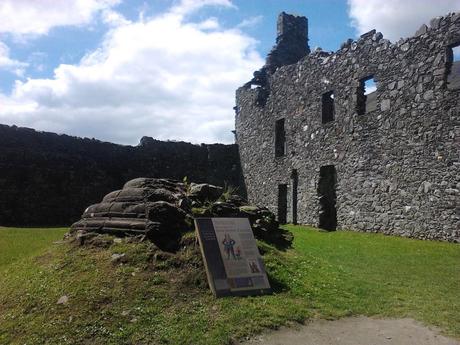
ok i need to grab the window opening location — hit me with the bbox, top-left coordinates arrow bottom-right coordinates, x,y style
357,76 -> 377,115
322,91 -> 335,123
447,43 -> 460,89
275,118 -> 285,157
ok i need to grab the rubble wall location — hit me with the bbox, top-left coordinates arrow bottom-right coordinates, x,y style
235,12 -> 460,241
0,125 -> 244,226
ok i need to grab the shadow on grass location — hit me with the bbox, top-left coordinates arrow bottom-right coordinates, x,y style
258,227 -> 294,252
267,272 -> 289,293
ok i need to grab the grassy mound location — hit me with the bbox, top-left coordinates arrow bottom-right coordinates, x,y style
0,226 -> 459,344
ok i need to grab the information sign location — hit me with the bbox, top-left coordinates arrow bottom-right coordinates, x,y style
194,217 -> 271,297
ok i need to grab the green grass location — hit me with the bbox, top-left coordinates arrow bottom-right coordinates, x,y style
0,225 -> 459,345
0,227 -> 67,267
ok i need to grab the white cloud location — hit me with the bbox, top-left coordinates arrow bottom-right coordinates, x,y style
102,8 -> 131,27
0,0 -> 120,77
0,41 -> 28,76
193,18 -> 220,30
170,0 -> 236,16
0,0 -> 120,35
237,16 -> 263,29
348,0 -> 460,41
0,1 -> 263,144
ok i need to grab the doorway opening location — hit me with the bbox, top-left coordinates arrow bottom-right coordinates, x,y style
318,165 -> 337,230
277,184 -> 288,224
291,169 -> 298,224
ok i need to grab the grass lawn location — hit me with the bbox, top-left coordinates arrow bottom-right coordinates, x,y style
0,225 -> 458,345
0,227 -> 68,267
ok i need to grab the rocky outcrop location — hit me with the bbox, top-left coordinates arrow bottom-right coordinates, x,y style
70,178 -> 292,251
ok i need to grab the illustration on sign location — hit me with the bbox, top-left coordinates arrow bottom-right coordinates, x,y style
195,217 -> 271,297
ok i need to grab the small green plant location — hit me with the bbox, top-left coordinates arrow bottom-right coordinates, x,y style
183,176 -> 192,195
191,201 -> 214,217
219,182 -> 239,202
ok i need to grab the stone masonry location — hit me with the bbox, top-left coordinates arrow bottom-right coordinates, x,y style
0,124 -> 244,226
235,12 -> 460,241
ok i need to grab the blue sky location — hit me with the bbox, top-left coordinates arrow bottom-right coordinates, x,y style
0,1 -> 355,93
0,0 -> 459,144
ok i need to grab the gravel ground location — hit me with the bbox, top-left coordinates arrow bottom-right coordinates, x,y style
239,317 -> 460,345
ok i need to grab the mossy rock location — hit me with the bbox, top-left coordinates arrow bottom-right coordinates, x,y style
70,178 -> 292,251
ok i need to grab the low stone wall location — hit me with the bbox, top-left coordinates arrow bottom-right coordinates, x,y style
0,124 -> 244,226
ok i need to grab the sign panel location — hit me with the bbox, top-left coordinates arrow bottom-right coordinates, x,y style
194,217 -> 271,297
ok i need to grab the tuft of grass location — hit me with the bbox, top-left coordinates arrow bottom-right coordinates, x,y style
218,183 -> 239,203
0,225 -> 459,345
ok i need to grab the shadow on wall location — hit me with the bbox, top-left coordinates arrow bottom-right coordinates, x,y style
0,125 -> 244,227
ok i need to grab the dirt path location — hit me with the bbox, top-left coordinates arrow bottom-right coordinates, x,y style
239,317 -> 459,345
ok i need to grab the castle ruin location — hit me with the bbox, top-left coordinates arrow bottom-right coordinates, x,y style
235,12 -> 460,241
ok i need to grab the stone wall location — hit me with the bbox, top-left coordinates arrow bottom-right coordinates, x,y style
0,125 -> 244,226
236,12 -> 460,241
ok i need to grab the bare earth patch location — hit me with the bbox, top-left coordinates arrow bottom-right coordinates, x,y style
239,317 -> 460,345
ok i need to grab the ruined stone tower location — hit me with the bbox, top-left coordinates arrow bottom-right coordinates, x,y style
265,12 -> 310,72
235,12 -> 460,241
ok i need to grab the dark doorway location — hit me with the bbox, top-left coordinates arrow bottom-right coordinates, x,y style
291,169 -> 298,224
318,165 -> 337,230
278,184 -> 288,224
